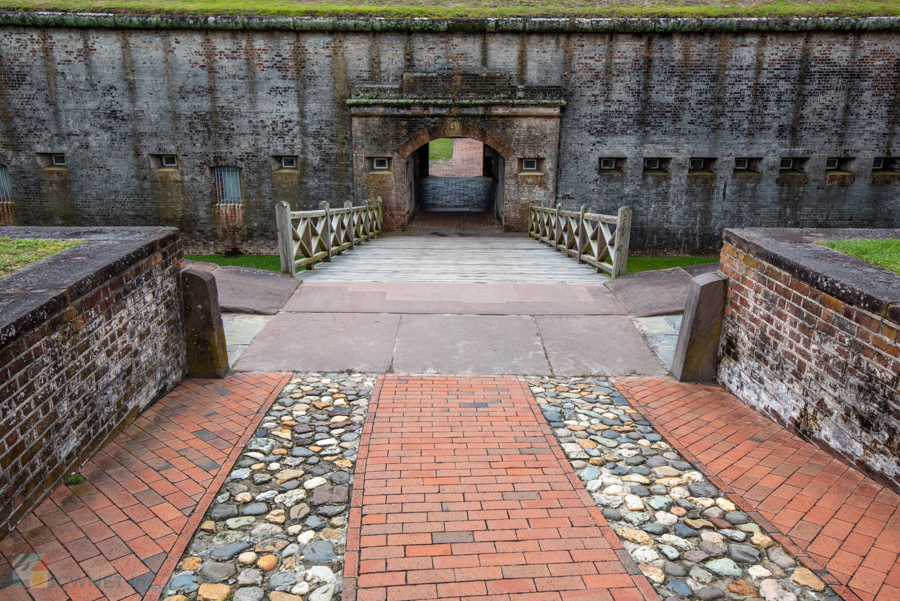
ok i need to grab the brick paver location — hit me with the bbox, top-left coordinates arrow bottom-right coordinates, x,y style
345,374 -> 656,601
0,373 -> 290,601
614,377 -> 900,601
409,211 -> 500,229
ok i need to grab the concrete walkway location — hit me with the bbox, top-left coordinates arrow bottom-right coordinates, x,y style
233,283 -> 666,376
348,375 -> 655,601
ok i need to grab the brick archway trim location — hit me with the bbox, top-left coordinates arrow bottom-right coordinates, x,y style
395,121 -> 515,160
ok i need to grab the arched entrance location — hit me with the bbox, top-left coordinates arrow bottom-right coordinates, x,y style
403,136 -> 506,229
347,73 -> 564,232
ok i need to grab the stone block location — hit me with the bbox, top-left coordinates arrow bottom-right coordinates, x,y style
182,268 -> 228,378
671,273 -> 728,382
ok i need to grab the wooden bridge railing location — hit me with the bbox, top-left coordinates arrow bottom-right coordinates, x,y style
528,204 -> 632,278
275,200 -> 383,277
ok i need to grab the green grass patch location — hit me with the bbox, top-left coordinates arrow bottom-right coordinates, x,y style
187,254 -> 284,272
0,0 -> 896,18
429,139 -> 454,162
822,238 -> 900,276
0,237 -> 83,280
614,256 -> 719,274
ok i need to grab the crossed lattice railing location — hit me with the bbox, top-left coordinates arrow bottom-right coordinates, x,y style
275,200 -> 383,277
528,204 -> 632,278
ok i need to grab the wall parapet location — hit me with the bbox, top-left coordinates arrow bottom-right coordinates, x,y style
4,12 -> 900,33
717,227 -> 900,492
0,227 -> 187,540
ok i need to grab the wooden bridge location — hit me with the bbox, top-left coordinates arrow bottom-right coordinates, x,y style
275,201 -> 630,284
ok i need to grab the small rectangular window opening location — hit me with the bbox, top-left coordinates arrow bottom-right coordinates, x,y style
215,166 -> 242,205
281,156 -> 297,169
780,158 -> 794,171
373,158 -> 389,170
734,159 -> 749,170
522,159 -> 538,171
162,155 -> 178,168
0,165 -> 11,203
825,158 -> 839,170
873,158 -> 885,170
600,159 -> 616,170
644,158 -> 660,171
52,154 -> 66,167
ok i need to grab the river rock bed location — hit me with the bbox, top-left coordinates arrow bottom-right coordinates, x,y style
161,372 -> 376,601
531,376 -> 841,601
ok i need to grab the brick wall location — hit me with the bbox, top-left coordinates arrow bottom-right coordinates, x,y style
717,228 -> 900,491
0,227 -> 187,540
2,22 -> 900,253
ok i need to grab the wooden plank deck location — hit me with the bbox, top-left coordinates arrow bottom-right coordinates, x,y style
298,234 -> 611,284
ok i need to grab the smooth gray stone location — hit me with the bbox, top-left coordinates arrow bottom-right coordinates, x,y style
234,587 -> 265,601
331,472 -> 351,484
293,447 -> 315,457
768,546 -> 797,569
601,508 -> 622,521
253,473 -> 273,485
674,524 -> 698,538
667,580 -> 692,597
169,573 -> 199,594
689,566 -> 714,584
705,558 -> 742,577
671,272 -> 728,382
200,562 -> 236,583
630,485 -> 650,497
642,523 -> 669,535
646,457 -> 668,468
729,544 -> 760,564
648,496 -> 673,511
211,542 -> 250,559
688,482 -> 718,498
696,588 -> 725,600
671,461 -> 693,471
268,571 -> 297,591
664,562 -> 685,577
210,504 -> 238,520
318,505 -> 347,518
658,544 -> 680,560
242,503 -> 268,516
301,541 -> 336,564
580,467 -> 601,481
725,511 -> 748,525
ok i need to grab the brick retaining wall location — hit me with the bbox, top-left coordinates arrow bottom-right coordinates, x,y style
717,228 -> 900,491
0,227 -> 187,540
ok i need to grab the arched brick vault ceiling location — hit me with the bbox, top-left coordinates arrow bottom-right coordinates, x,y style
395,121 -> 516,161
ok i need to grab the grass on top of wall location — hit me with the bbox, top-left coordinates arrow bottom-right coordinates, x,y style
822,238 -> 900,276
0,237 -> 83,280
0,0 -> 897,18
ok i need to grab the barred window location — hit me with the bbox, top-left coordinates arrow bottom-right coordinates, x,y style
214,166 -> 242,204
0,165 -> 11,203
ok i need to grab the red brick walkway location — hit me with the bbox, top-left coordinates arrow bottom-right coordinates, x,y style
344,375 -> 656,601
430,139 -> 484,177
614,377 -> 900,601
0,373 -> 289,601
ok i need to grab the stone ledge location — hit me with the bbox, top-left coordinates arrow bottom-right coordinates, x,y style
3,13 -> 900,33
723,227 -> 900,324
0,226 -> 181,348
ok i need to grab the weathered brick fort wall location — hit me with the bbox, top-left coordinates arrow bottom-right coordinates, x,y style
717,228 -> 900,490
0,227 -> 187,540
1,17 -> 900,253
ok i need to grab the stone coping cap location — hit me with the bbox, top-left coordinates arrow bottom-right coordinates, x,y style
723,227 -> 900,324
2,13 -> 900,33
0,226 -> 180,349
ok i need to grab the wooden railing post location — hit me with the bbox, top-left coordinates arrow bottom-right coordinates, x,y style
576,204 -> 588,264
345,201 -> 355,249
275,201 -> 295,277
320,201 -> 333,262
554,204 -> 562,251
612,206 -> 632,278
